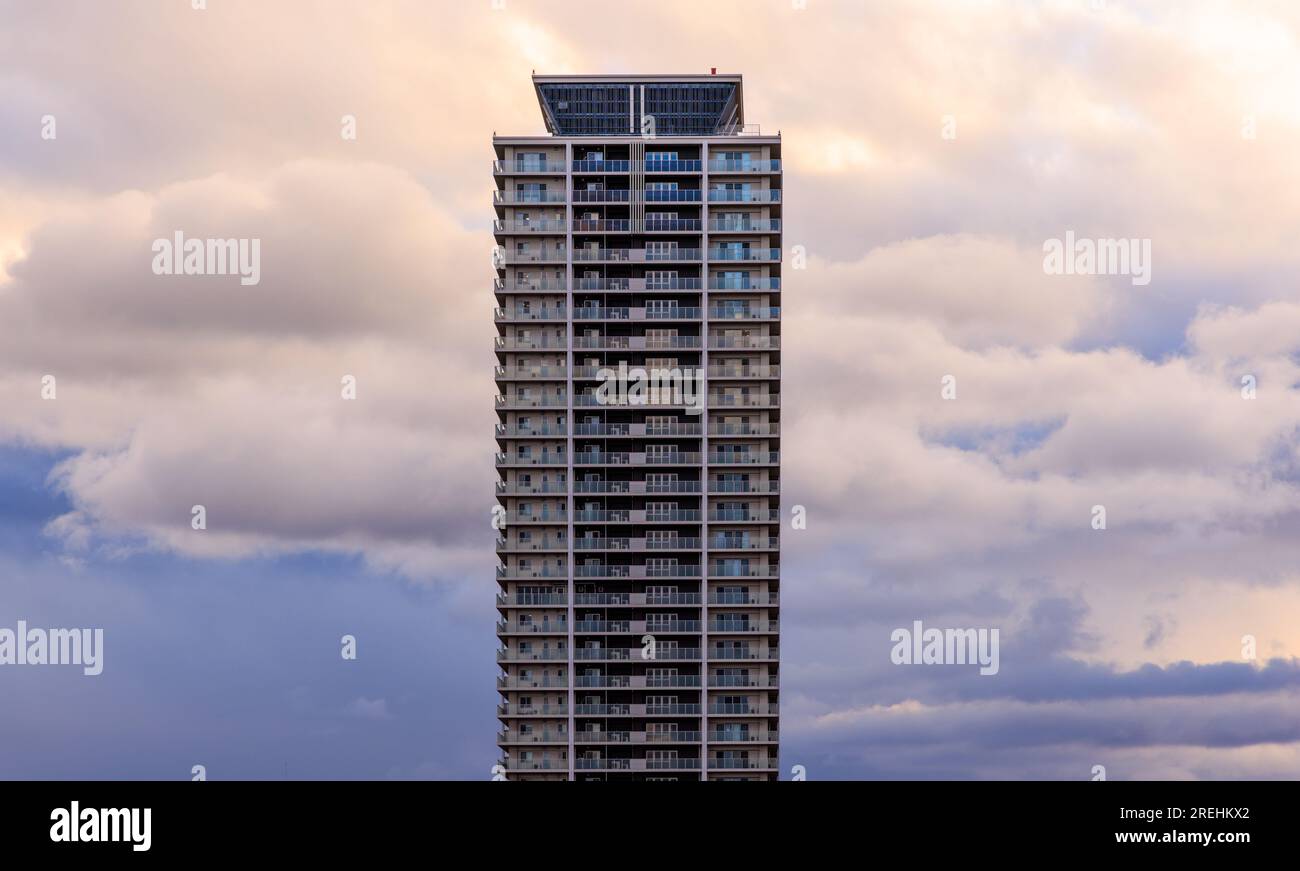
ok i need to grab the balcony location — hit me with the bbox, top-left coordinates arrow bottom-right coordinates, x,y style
708,510 -> 780,524
708,620 -> 780,634
574,592 -> 703,607
494,220 -> 567,233
572,645 -> 700,660
707,365 -> 780,377
498,759 -> 566,771
707,561 -> 781,576
645,703 -> 702,716
493,160 -> 566,174
707,248 -> 781,262
708,703 -> 780,716
572,703 -> 703,716
645,159 -> 703,173
572,536 -> 703,551
494,452 -> 566,467
707,480 -> 781,495
709,422 -> 779,436
494,278 -> 567,292
495,425 -> 566,437
707,159 -> 781,173
494,366 -> 568,380
573,452 -> 703,466
497,703 -> 568,716
574,620 -> 702,635
708,757 -> 775,770
708,219 -> 782,233
644,218 -> 703,232
709,647 -> 780,661
497,676 -> 569,689
575,730 -> 703,743
498,248 -> 567,264
571,248 -> 701,263
708,307 -> 780,321
497,621 -> 568,634
645,189 -> 703,202
494,307 -> 567,322
574,508 -> 702,523
707,336 -> 781,351
494,337 -> 567,351
497,730 -> 568,744
708,277 -> 780,291
706,392 -> 780,407
495,566 -> 568,580
500,511 -> 568,524
709,674 -> 780,688
707,189 -> 781,203
708,731 -> 779,743
572,189 -> 631,203
573,480 -> 702,495
574,306 -> 703,321
572,159 -> 704,173
573,564 -> 701,579
574,189 -> 707,203
571,217 -> 709,234
574,757 -> 702,771
573,159 -> 631,173
708,535 -> 780,550
572,335 -> 701,351
495,591 -> 567,604
708,591 -> 780,605
494,190 -> 566,204
572,422 -> 703,436
707,452 -> 780,466
495,481 -> 567,495
495,537 -> 565,553
497,647 -> 569,662
574,674 -> 701,689
575,277 -> 702,291
495,394 -> 567,409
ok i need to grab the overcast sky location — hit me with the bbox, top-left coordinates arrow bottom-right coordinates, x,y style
3,0 -> 1300,779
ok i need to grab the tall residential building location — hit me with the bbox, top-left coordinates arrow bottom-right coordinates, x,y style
494,74 -> 781,781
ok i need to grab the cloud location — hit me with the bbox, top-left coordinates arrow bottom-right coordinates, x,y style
3,0 -> 1300,778
347,697 -> 393,721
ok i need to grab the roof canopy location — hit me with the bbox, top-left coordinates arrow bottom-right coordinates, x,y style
532,74 -> 744,137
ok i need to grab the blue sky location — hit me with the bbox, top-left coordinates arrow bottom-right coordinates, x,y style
0,447 -> 495,780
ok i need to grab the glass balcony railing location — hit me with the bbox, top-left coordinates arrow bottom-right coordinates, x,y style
708,248 -> 781,262
494,190 -> 566,204
708,277 -> 781,290
707,159 -> 781,173
707,189 -> 781,203
708,219 -> 781,233
494,160 -> 566,174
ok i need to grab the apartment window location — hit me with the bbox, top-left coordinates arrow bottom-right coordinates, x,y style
645,299 -> 678,317
645,270 -> 678,289
646,558 -> 679,576
645,473 -> 678,492
645,328 -> 677,349
720,270 -> 749,289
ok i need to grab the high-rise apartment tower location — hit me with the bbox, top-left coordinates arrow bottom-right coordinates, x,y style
495,74 -> 781,781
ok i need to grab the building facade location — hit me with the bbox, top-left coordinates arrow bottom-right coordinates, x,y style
494,75 -> 781,781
